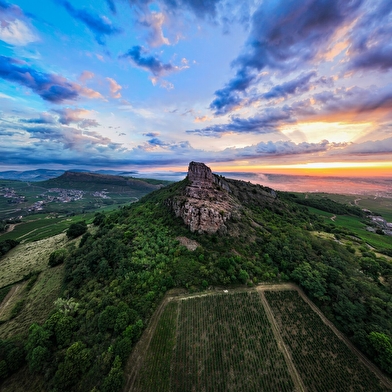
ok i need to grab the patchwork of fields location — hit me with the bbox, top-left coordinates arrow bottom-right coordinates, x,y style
126,286 -> 392,392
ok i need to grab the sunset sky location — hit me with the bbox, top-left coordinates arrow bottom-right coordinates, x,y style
1,0 -> 392,177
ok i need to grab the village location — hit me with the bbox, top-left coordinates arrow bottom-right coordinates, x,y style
0,185 -> 110,214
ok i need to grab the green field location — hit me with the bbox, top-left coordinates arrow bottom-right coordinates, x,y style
0,213 -> 96,243
303,193 -> 392,222
306,206 -> 392,251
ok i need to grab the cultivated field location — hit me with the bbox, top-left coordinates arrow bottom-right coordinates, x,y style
126,286 -> 392,392
265,289 -> 388,392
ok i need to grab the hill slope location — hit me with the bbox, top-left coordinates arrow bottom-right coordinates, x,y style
39,171 -> 169,192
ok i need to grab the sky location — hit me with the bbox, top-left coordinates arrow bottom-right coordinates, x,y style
1,0 -> 392,178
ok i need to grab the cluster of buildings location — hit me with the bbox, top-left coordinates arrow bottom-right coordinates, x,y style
43,188 -> 84,203
0,187 -> 26,204
92,190 -> 111,199
368,215 -> 392,236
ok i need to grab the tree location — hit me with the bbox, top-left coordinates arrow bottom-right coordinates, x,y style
101,356 -> 123,392
25,324 -> 51,373
66,221 -> 87,239
53,341 -> 92,390
48,248 -> 67,267
54,297 -> 79,316
369,332 -> 392,375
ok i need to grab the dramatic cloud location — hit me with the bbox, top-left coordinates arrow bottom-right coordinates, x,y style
187,107 -> 293,137
300,84 -> 392,124
210,0 -> 363,114
106,77 -> 122,98
54,107 -> 99,128
262,72 -> 317,100
141,12 -> 170,47
0,56 -> 103,103
56,0 -> 121,45
19,113 -> 55,124
0,0 -> 38,45
340,137 -> 392,154
120,45 -> 186,77
253,139 -> 331,156
347,0 -> 392,72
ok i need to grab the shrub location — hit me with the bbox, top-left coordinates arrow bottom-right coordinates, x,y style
48,249 -> 68,267
66,221 -> 87,239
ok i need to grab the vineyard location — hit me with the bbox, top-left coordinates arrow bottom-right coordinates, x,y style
131,291 -> 294,392
265,290 -> 389,392
128,289 -> 391,392
131,301 -> 178,392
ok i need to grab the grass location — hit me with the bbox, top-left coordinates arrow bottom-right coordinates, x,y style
0,233 -> 68,288
304,193 -> 392,222
0,285 -> 12,304
0,212 -> 96,243
304,204 -> 392,253
0,265 -> 64,339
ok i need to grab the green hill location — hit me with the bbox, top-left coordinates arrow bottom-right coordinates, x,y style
1,163 -> 391,391
39,171 -> 171,193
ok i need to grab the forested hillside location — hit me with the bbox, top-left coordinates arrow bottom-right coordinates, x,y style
1,175 -> 391,391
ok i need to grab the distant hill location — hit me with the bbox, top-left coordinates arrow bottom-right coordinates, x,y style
0,169 -> 65,182
0,169 -> 151,182
38,171 -> 171,193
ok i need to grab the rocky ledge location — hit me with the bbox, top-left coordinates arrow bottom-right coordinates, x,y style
166,162 -> 239,234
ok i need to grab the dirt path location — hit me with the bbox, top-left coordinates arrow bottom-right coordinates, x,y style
330,214 -> 336,221
123,296 -> 174,392
5,224 -> 16,233
259,290 -> 306,392
355,198 -> 361,205
294,285 -> 392,390
0,283 -> 22,319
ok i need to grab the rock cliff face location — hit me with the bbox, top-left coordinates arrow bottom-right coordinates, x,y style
167,162 -> 239,234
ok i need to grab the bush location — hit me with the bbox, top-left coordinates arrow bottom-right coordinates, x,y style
66,221 -> 87,239
48,249 -> 68,267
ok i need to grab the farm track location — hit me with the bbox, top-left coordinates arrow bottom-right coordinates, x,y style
0,283 -> 23,319
259,290 -> 306,392
124,283 -> 392,392
123,295 -> 175,392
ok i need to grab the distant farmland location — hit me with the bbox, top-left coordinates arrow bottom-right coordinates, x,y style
125,286 -> 391,392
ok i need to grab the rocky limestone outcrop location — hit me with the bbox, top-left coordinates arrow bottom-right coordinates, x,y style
167,162 -> 239,234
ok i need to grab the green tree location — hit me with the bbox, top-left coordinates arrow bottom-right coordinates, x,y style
66,221 -> 87,239
53,341 -> 92,390
48,248 -> 67,267
25,324 -> 51,372
101,356 -> 123,392
369,332 -> 392,375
